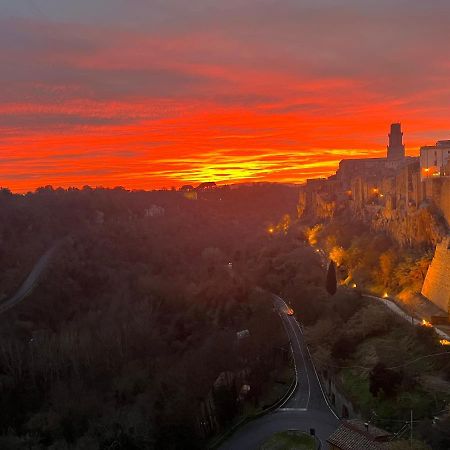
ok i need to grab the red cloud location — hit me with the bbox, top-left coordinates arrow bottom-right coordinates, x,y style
1,10 -> 450,192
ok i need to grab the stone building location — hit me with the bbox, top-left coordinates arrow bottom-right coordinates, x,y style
327,419 -> 393,450
387,122 -> 405,162
420,140 -> 450,180
336,158 -> 388,190
299,124 -> 449,243
336,123 -> 414,191
144,205 -> 165,217
423,177 -> 450,226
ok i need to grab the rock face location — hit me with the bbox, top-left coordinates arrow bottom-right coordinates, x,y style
299,159 -> 449,247
371,206 -> 446,247
422,237 -> 450,314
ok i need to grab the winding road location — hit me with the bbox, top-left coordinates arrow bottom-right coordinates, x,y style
220,295 -> 339,449
0,246 -> 57,314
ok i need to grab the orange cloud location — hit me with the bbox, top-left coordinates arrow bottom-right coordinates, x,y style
1,10 -> 450,192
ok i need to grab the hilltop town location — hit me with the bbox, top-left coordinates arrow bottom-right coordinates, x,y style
298,124 -> 450,317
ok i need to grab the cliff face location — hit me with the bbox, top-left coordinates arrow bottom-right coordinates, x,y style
422,238 -> 450,314
371,205 -> 446,248
298,159 -> 449,248
297,128 -> 450,313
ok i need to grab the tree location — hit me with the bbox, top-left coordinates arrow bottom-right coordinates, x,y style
326,260 -> 337,295
213,385 -> 237,427
369,363 -> 403,397
379,250 -> 397,288
331,333 -> 357,361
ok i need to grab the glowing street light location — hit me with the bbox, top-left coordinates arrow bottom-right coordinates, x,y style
351,283 -> 357,288
439,339 -> 450,346
421,319 -> 433,328
382,292 -> 389,299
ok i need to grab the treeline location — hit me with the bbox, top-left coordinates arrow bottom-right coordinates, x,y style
0,184 -> 298,449
0,184 -> 297,298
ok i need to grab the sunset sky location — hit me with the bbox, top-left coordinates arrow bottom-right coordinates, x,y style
1,0 -> 450,192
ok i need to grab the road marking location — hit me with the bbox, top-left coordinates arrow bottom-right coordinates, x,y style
277,313 -> 299,409
301,324 -> 339,420
278,408 -> 308,411
285,309 -> 311,410
274,294 -> 311,410
275,295 -> 335,416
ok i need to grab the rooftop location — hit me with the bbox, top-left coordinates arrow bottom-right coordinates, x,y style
327,419 -> 393,450
437,140 -> 450,148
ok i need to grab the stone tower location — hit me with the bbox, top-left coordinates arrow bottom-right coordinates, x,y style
387,123 -> 405,160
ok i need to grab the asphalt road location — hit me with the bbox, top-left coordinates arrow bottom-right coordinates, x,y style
0,246 -> 57,314
220,295 -> 339,450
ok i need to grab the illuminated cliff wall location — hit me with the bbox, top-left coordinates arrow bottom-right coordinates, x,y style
372,206 -> 446,247
298,159 -> 450,247
421,237 -> 450,314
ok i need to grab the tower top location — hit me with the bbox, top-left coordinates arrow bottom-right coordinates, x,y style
387,123 -> 405,160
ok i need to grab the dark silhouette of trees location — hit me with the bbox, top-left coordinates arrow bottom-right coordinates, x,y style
0,184 -> 299,448
326,260 -> 337,295
369,363 -> 403,397
212,385 -> 238,427
331,333 -> 357,361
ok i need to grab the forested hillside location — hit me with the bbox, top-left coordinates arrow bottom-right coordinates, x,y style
0,184 -> 302,449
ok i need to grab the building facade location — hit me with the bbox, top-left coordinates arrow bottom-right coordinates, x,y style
420,140 -> 450,180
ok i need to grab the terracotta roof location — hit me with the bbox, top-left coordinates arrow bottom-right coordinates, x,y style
327,420 -> 393,450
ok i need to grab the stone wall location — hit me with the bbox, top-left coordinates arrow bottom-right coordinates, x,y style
421,237 -> 450,314
424,178 -> 450,226
322,371 -> 358,419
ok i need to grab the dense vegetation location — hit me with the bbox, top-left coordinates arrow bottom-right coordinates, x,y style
307,216 -> 434,298
1,185 -> 449,449
296,216 -> 450,449
0,184 -> 300,449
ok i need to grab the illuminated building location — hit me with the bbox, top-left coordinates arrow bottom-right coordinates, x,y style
420,140 -> 450,180
336,123 -> 414,189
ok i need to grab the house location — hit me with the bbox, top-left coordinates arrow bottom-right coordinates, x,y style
327,419 -> 392,449
144,205 -> 165,217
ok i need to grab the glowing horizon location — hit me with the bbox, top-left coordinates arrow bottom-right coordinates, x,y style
1,1 -> 450,193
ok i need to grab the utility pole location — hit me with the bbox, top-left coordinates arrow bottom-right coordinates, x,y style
410,409 -> 413,448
